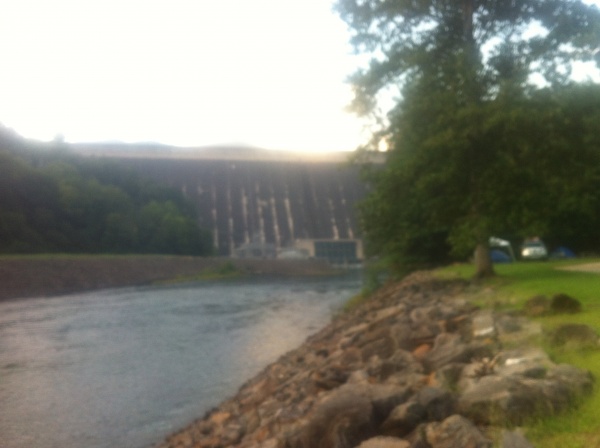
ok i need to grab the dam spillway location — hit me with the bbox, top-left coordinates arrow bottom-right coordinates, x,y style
117,156 -> 368,257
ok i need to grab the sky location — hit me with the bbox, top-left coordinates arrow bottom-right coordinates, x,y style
0,0 -> 367,152
1,0 -> 599,152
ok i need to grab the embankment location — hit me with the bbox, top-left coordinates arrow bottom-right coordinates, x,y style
0,256 -> 336,301
158,271 -> 593,448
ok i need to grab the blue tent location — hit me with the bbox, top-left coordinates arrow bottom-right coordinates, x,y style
491,249 -> 513,263
550,246 -> 576,259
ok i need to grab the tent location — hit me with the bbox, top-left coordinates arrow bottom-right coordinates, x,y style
489,237 -> 516,262
550,246 -> 576,259
491,249 -> 513,263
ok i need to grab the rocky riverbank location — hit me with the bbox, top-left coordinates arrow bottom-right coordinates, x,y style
158,271 -> 594,448
0,256 -> 337,301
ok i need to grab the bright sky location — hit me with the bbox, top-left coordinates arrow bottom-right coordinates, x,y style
0,0 -> 367,151
1,1 -> 598,152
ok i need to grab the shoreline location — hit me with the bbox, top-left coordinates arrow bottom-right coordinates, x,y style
0,255 -> 340,301
157,271 -> 593,448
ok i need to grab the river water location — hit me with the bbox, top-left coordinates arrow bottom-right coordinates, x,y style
0,274 -> 361,448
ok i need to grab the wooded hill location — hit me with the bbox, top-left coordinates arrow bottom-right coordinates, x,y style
0,126 -> 212,255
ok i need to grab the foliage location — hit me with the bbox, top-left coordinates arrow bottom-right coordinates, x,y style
0,128 -> 213,255
336,0 -> 600,276
360,83 -> 600,269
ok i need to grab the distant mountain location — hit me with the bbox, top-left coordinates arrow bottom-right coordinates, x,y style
69,141 -> 357,163
0,124 -> 380,163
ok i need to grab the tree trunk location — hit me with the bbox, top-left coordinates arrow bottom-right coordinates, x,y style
462,0 -> 475,42
474,241 -> 495,279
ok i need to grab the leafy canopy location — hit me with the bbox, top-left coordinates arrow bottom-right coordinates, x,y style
338,0 -> 600,114
336,0 -> 600,274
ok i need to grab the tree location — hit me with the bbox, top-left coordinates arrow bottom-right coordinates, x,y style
0,141 -> 214,256
336,0 -> 600,277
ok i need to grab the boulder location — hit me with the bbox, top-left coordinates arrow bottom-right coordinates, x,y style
550,293 -> 582,314
356,436 -> 410,448
458,375 -> 544,424
457,361 -> 593,424
368,383 -> 413,425
523,295 -> 550,317
501,429 -> 535,448
422,333 -> 471,371
549,323 -> 599,348
311,364 -> 351,390
424,414 -> 492,448
360,335 -> 397,362
546,364 -> 594,397
471,310 -> 496,339
380,401 -> 427,437
415,386 -> 456,421
287,384 -> 375,448
374,349 -> 424,381
494,313 -> 522,334
496,315 -> 542,345
494,347 -> 553,377
423,332 -> 492,372
433,362 -> 466,390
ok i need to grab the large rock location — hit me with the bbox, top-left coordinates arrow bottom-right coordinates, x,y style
356,436 -> 410,448
424,414 -> 492,448
550,293 -> 582,314
368,383 -> 414,424
471,310 -> 496,339
494,347 -> 553,378
549,323 -> 599,348
458,375 -> 537,424
415,386 -> 456,421
501,429 -> 535,448
523,295 -> 551,317
457,360 -> 594,424
422,333 -> 471,371
495,315 -> 542,345
422,332 -> 492,372
524,293 -> 582,316
380,401 -> 427,437
286,384 -> 376,448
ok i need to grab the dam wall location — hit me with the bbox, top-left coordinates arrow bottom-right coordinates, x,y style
116,156 -> 368,257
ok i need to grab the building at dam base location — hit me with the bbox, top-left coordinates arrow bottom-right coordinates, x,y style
233,238 -> 364,265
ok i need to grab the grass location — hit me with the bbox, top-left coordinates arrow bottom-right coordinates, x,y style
437,259 -> 600,447
155,260 -> 242,284
0,253 -> 245,287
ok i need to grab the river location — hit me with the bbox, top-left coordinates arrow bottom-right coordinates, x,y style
0,274 -> 362,448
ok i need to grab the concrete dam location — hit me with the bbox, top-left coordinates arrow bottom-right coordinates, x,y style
115,152 -> 368,261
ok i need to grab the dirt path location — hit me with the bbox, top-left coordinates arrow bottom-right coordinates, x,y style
557,262 -> 600,273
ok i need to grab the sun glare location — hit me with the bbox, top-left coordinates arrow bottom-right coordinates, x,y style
0,0 -> 367,152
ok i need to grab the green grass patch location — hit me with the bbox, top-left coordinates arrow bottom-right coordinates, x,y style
438,259 -> 600,446
157,261 -> 242,284
439,259 -> 600,307
341,291 -> 370,312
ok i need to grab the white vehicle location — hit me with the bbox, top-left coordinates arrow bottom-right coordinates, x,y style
521,239 -> 548,260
